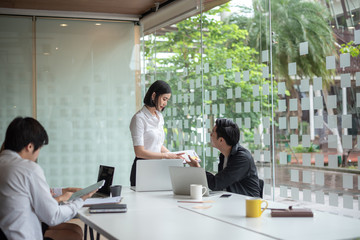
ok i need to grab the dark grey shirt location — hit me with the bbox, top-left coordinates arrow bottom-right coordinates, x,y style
206,143 -> 261,197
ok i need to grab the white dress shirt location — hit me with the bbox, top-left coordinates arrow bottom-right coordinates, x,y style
0,150 -> 84,240
129,105 -> 165,153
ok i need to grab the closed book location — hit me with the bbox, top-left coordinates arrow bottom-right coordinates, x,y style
89,203 -> 127,213
271,208 -> 313,217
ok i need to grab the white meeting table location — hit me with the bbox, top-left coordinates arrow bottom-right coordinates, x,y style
77,187 -> 360,240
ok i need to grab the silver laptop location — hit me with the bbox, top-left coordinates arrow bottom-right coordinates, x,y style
169,166 -> 209,196
131,159 -> 184,192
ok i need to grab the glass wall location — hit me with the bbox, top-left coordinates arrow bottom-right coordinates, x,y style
0,16 -> 137,187
142,0 -> 360,218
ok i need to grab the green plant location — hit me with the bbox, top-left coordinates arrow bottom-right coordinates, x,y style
292,143 -> 319,153
340,41 -> 360,57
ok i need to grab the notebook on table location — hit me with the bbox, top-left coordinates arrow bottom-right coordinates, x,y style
131,159 -> 184,192
169,166 -> 210,196
91,165 -> 115,198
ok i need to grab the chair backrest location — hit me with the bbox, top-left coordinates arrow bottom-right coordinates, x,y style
0,228 -> 8,240
259,179 -> 264,198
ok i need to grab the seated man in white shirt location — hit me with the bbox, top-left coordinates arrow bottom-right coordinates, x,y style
0,117 -> 95,240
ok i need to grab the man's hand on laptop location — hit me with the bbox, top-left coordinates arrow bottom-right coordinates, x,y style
187,155 -> 201,168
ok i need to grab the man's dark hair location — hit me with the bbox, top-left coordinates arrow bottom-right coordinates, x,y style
3,117 -> 49,153
143,80 -> 171,111
215,118 -> 240,146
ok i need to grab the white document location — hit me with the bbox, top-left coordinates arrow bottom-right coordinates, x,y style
84,196 -> 122,207
171,149 -> 200,163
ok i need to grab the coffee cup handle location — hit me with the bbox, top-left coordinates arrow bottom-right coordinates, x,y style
260,200 -> 268,215
202,186 -> 207,196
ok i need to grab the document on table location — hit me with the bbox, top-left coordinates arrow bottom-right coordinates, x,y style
171,149 -> 200,163
84,196 -> 122,207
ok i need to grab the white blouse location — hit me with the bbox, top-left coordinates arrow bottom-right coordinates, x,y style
129,105 -> 165,153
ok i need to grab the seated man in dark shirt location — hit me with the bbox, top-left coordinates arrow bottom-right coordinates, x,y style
187,118 -> 261,197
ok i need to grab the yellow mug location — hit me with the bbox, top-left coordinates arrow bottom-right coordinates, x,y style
246,198 -> 268,218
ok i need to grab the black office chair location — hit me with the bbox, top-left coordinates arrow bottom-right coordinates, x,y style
259,179 -> 264,198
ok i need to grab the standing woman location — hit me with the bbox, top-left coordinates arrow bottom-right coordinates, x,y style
129,80 -> 183,186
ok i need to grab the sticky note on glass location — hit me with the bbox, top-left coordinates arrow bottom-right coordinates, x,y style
288,62 -> 296,76
313,77 -> 322,91
205,91 -> 210,101
314,96 -> 323,110
235,87 -> 241,98
183,68 -> 188,76
303,171 -> 311,183
342,114 -> 352,128
303,189 -> 312,202
211,90 -> 217,101
340,53 -> 350,68
302,135 -> 310,148
300,79 -> 309,92
236,102 -> 242,113
244,118 -> 251,128
290,116 -> 298,129
166,71 -> 171,80
342,135 -> 352,149
235,72 -> 241,83
292,188 -> 300,201
189,80 -> 194,89
253,85 -> 259,97
262,50 -> 269,62
244,102 -> 250,112
290,134 -> 298,147
280,186 -> 288,198
196,106 -> 201,115
343,174 -> 353,189
262,66 -> 269,79
254,134 -> 260,145
327,95 -> 337,109
279,117 -> 286,129
173,95 -> 177,104
178,95 -> 182,103
206,119 -> 210,128
227,88 -> 233,99
263,117 -> 270,128
315,172 -> 324,185
264,134 -> 270,146
328,155 -> 338,168
329,193 -> 338,207
341,73 -> 351,88
326,56 -> 336,69
357,93 -> 360,108
299,41 -> 308,55
263,84 -> 269,95
196,78 -> 201,88
264,150 -> 270,162
315,154 -> 324,167
243,70 -> 249,81
291,170 -> 299,182
280,152 -> 287,165
190,93 -> 194,103
205,105 -> 210,114
236,118 -> 242,128
328,135 -> 337,149
278,99 -> 286,112
204,63 -> 209,73
219,75 -> 225,85
212,104 -> 218,115
211,76 -> 217,86
183,94 -> 188,104
190,106 -> 195,115
196,65 -> 201,74
302,153 -> 311,166
357,72 -> 360,86
278,82 -> 286,95
355,29 -> 360,44
343,195 -> 353,209
289,98 -> 297,111
219,104 -> 225,114
253,101 -> 260,112
226,58 -> 232,69
314,115 -> 323,129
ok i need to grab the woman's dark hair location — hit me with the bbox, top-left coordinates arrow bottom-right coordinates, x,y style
3,117 -> 49,153
143,80 -> 171,111
215,118 -> 240,146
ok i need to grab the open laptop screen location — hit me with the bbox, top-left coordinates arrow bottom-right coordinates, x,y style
97,165 -> 114,196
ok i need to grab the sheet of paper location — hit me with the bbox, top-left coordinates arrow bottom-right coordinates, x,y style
171,149 -> 200,163
329,193 -> 338,207
235,72 -> 241,82
326,56 -> 335,70
84,197 -> 122,206
227,88 -> 233,99
315,172 -> 324,185
340,53 -> 350,68
299,41 -> 308,55
303,171 -> 311,183
343,174 -> 353,189
315,154 -> 324,167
